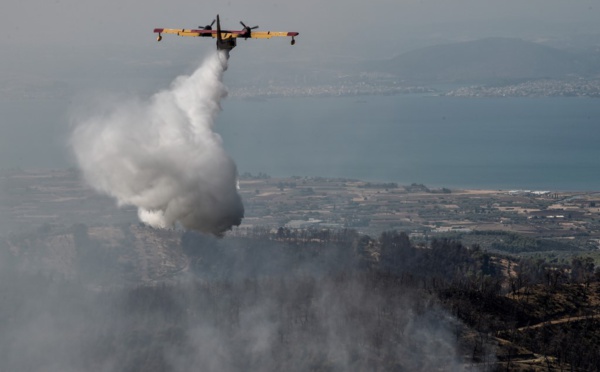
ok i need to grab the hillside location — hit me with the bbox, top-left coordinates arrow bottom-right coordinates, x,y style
3,170 -> 600,370
373,37 -> 599,83
2,225 -> 600,370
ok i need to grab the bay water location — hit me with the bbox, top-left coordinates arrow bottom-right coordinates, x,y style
218,95 -> 600,191
1,94 -> 599,191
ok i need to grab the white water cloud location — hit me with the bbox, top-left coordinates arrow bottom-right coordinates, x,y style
71,51 -> 243,235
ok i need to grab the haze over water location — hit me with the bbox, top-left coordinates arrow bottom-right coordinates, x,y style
1,94 -> 599,191
218,95 -> 600,191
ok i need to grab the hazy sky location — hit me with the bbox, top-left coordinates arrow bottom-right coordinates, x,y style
2,0 -> 599,49
0,0 -> 599,171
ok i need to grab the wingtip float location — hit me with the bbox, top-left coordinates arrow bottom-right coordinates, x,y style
154,14 -> 299,52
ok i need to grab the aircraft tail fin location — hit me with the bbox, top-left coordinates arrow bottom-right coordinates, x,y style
216,14 -> 222,44
216,14 -> 236,52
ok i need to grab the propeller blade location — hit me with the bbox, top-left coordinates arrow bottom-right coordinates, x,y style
201,19 -> 216,29
240,21 -> 247,28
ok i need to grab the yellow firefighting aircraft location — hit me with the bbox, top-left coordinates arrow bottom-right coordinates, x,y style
154,14 -> 298,51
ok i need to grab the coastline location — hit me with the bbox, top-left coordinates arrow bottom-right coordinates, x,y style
2,169 -> 599,252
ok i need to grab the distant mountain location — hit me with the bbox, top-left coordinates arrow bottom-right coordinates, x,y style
373,37 -> 599,82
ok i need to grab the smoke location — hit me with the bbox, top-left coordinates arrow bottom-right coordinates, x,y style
1,225 -> 496,371
70,51 -> 243,235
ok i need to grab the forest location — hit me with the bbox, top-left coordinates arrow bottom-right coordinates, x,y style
1,225 -> 600,371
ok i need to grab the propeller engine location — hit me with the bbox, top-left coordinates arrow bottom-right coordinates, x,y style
200,19 -> 216,30
240,21 -> 258,36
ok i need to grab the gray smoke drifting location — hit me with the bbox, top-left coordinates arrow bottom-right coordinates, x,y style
71,51 -> 243,235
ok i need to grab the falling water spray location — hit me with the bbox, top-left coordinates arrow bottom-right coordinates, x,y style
71,51 -> 243,236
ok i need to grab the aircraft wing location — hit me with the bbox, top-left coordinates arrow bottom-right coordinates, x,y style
247,31 -> 299,39
153,28 -> 214,37
205,31 -> 299,39
158,30 -> 241,39
200,31 -> 267,39
210,32 -> 238,39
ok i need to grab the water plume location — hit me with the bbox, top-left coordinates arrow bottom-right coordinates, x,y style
71,51 -> 243,235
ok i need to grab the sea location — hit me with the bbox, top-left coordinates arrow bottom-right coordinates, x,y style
1,94 -> 599,191
218,95 -> 600,191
